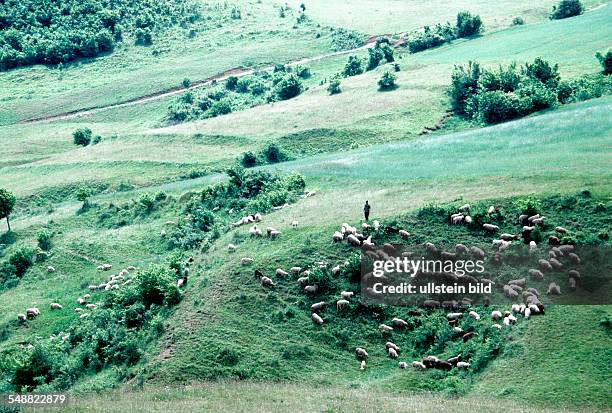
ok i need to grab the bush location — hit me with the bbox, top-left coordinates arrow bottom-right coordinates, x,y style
557,74 -> 612,103
209,99 -> 232,117
378,71 -> 397,90
327,76 -> 342,95
235,77 -> 251,93
523,57 -> 560,88
273,74 -> 303,100
512,16 -> 525,25
8,244 -> 35,278
182,78 -> 191,88
37,230 -> 52,251
135,28 -> 153,45
343,55 -> 364,77
240,152 -> 258,168
225,76 -> 239,90
551,0 -> 583,19
262,144 -> 285,163
456,11 -> 483,38
596,50 -> 612,75
476,90 -> 526,123
294,65 -> 311,79
72,128 -> 92,146
92,135 -> 102,145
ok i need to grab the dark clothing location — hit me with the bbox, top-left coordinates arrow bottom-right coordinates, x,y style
364,203 -> 370,221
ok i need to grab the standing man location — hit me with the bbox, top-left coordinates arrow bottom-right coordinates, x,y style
363,200 -> 371,222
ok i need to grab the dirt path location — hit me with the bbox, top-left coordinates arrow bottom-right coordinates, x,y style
21,35 -> 403,124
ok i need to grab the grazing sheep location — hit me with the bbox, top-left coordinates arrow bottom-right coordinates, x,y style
398,229 -> 410,238
529,241 -> 537,251
355,347 -> 369,359
311,301 -> 326,312
503,315 -> 517,326
297,277 -> 309,286
456,362 -> 471,369
347,234 -> 361,247
276,268 -> 289,277
260,276 -> 274,287
241,257 -> 254,266
399,361 -> 408,369
447,312 -> 463,321
503,285 -> 519,299
79,313 -> 89,319
312,313 -> 324,325
331,266 -> 340,276
17,313 -> 27,322
423,299 -> 440,308
508,278 -> 526,287
447,355 -> 461,365
88,285 -> 98,291
386,342 -> 400,352
465,215 -> 473,224
47,266 -> 55,273
360,360 -> 366,370
547,282 -> 561,295
379,324 -> 394,332
455,244 -> 469,255
292,220 -> 299,229
388,348 -> 398,358
539,260 -> 553,272
549,236 -> 560,245
425,242 -> 437,256
74,308 -> 83,313
487,206 -> 495,214
50,303 -> 62,310
412,361 -> 426,370
483,223 -> 499,232
336,299 -> 349,310
568,253 -> 581,264
471,246 -> 485,260
177,278 -> 185,288
304,285 -> 318,294
452,215 -> 464,225
528,269 -> 544,280
77,297 -> 86,305
462,332 -> 477,342
491,311 -> 503,320
555,226 -> 568,234
453,327 -> 463,333
524,307 -> 531,319
26,308 -> 40,319
373,220 -> 380,231
127,266 -> 136,271
269,230 -> 282,238
558,244 -> 574,253
527,214 -> 540,223
85,304 -> 97,310
291,267 -> 302,275
468,311 -> 480,321
549,258 -> 563,271
340,291 -> 354,300
332,231 -> 344,242
492,323 -> 502,330
532,218 -> 544,226
459,204 -> 470,211
391,318 -> 408,328
568,269 -> 580,279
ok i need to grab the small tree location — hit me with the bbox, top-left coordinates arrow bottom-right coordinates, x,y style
262,144 -> 285,163
378,71 -> 397,90
327,76 -> 342,95
73,128 -> 92,146
551,0 -> 583,19
274,74 -> 303,100
37,230 -> 52,251
240,152 -> 258,168
76,187 -> 91,210
182,78 -> 191,88
595,50 -> 612,75
343,55 -> 364,77
456,11 -> 483,38
0,188 -> 16,232
512,16 -> 525,25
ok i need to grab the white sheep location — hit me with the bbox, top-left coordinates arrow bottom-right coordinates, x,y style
373,220 -> 380,231
555,226 -> 568,234
177,279 -> 185,288
336,299 -> 349,310
492,324 -> 502,329
292,220 -> 299,229
17,313 -> 27,322
47,266 -> 55,273
547,282 -> 561,295
241,257 -> 253,266
465,215 -> 472,224
228,244 -> 237,252
77,297 -> 86,305
254,213 -> 262,222
487,205 -> 495,214
331,266 -> 340,276
388,348 -> 398,358
360,360 -> 366,370
379,324 -> 394,332
347,234 -> 361,247
524,307 -> 531,319
291,266 -> 302,275
459,204 -> 470,211
341,291 -> 354,300
399,361 -> 408,369
269,230 -> 282,238
468,311 -> 480,321
528,269 -> 544,280
276,268 -> 289,277
491,310 -> 502,320
399,229 -> 410,238
529,241 -> 537,251
88,284 -> 98,291
355,347 -> 369,359
452,215 -> 464,225
311,301 -> 326,312
312,313 -> 324,325
304,285 -> 318,294
74,308 -> 83,313
79,313 -> 89,319
391,318 -> 408,328
412,361 -> 426,370
26,308 -> 40,319
456,362 -> 471,369
483,223 -> 499,232
261,276 -> 274,287
50,303 -> 62,310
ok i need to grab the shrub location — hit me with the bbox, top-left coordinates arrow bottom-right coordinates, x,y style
262,144 -> 285,163
456,11 -> 483,38
327,76 -> 342,95
135,28 -> 153,45
182,78 -> 191,88
235,77 -> 251,93
557,74 -> 612,103
72,128 -> 92,146
240,152 -> 258,168
8,244 -> 35,277
343,55 -> 364,77
92,135 -> 102,145
476,90 -> 526,123
516,80 -> 558,111
209,99 -> 232,117
378,71 -> 397,90
596,50 -> 612,75
225,76 -> 239,90
512,16 -> 525,25
406,26 -> 447,53
0,188 -> 16,232
449,61 -> 481,115
37,230 -> 52,251
366,47 -> 384,71
273,74 -> 303,100
551,0 -> 583,19
523,57 -> 560,88
294,65 -> 311,79
331,29 -> 364,51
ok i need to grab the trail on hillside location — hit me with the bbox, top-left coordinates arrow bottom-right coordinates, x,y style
20,35 -> 403,124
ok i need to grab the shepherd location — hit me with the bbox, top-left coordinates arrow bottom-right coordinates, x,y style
364,200 -> 371,221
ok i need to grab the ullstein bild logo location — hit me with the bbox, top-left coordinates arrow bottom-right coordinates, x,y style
360,243 -> 611,307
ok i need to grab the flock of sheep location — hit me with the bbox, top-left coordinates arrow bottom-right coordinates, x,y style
16,263 -> 139,324
223,200 -> 583,372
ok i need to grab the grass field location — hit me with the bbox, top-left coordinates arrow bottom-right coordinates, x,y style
1,0 -> 611,410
